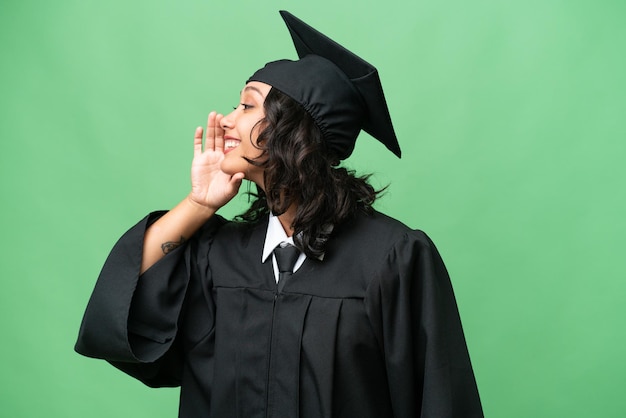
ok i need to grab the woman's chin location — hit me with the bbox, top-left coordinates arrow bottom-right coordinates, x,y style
220,158 -> 241,176
221,156 -> 264,187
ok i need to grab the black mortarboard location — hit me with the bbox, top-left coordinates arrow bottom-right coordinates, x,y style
248,11 -> 401,160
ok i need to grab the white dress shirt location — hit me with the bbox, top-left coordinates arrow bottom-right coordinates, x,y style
261,213 -> 308,283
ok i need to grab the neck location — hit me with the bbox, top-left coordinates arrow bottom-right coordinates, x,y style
277,205 -> 297,237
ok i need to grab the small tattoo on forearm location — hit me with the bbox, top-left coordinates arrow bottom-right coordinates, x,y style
161,236 -> 186,254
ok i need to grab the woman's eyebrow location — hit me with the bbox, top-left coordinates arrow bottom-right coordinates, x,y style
242,85 -> 266,98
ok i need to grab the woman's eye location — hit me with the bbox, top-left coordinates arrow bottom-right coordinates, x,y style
241,103 -> 253,110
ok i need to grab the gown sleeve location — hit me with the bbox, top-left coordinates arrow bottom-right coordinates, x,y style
365,230 -> 483,418
74,211 -> 224,387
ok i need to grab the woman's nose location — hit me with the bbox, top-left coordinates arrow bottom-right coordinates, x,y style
221,110 -> 236,129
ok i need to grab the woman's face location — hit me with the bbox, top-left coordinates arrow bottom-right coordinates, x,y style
220,81 -> 272,188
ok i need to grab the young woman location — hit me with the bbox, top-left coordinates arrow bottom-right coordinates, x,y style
76,11 -> 483,418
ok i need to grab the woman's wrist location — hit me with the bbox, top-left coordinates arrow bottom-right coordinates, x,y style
185,194 -> 217,219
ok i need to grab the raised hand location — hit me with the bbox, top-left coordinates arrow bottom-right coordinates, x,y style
140,112 -> 245,273
189,112 -> 245,211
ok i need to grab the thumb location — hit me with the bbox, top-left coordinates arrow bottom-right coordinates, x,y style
227,172 -> 245,193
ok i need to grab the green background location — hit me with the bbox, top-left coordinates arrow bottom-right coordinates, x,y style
1,0 -> 624,416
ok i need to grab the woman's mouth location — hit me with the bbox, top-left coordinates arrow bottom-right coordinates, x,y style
224,138 -> 241,153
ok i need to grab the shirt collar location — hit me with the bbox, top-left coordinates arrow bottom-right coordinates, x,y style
262,213 -> 296,263
261,213 -> 325,262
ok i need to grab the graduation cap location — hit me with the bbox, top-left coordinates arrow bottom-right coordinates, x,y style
248,11 -> 401,160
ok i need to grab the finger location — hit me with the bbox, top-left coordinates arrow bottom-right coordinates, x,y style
205,111 -> 217,151
214,114 -> 225,153
227,172 -> 245,194
193,127 -> 203,156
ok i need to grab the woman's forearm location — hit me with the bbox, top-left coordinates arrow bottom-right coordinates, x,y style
140,194 -> 216,274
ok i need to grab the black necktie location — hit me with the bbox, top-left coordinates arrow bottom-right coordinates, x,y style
274,244 -> 300,293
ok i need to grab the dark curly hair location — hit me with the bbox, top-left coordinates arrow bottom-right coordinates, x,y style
236,87 -> 383,258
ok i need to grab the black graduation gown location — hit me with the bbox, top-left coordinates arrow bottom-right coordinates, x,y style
75,210 -> 483,417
